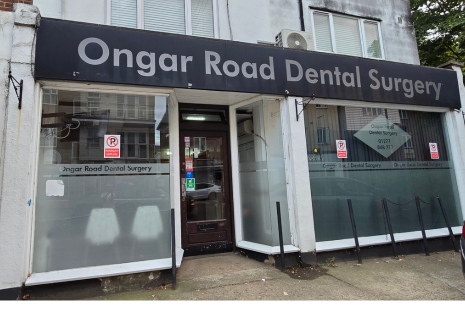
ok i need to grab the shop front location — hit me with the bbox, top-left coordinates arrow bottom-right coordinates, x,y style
24,17 -> 464,286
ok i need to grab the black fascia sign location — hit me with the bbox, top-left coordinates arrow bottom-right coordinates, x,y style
35,18 -> 461,109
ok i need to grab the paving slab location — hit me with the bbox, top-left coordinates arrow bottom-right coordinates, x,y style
89,251 -> 465,300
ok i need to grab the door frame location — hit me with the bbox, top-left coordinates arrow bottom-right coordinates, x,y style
178,103 -> 236,253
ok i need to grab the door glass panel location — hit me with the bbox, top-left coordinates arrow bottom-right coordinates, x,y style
185,136 -> 225,222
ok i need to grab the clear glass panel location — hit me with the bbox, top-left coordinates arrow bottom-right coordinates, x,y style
33,90 -> 171,273
181,109 -> 227,123
304,105 -> 462,242
185,137 -> 225,222
364,21 -> 382,58
333,15 -> 362,57
236,100 -> 291,246
191,0 -> 214,38
313,12 -> 333,52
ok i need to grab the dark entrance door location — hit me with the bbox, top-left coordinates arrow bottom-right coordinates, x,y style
179,104 -> 233,256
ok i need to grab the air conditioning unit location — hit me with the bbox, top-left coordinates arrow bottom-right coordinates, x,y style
237,120 -> 253,137
275,29 -> 315,51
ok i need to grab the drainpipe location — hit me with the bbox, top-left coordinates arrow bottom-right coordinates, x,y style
298,0 -> 305,31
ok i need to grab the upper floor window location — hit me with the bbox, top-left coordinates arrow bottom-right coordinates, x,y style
110,0 -> 216,38
310,10 -> 384,59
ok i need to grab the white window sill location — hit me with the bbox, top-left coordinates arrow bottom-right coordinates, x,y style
237,241 -> 300,255
316,226 -> 461,252
25,248 -> 184,286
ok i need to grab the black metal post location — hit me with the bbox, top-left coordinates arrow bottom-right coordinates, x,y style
415,196 -> 430,256
437,196 -> 459,252
18,80 -> 23,110
276,202 -> 285,271
382,198 -> 398,257
171,209 -> 177,289
347,199 -> 362,264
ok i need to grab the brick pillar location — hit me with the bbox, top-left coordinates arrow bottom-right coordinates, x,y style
0,0 -> 33,12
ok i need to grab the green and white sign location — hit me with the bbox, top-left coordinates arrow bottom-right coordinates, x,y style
354,115 -> 411,158
186,178 -> 195,191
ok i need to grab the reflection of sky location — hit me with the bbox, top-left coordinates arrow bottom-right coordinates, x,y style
154,97 -> 167,146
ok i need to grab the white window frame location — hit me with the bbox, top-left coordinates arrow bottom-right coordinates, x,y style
106,0 -> 219,38
317,127 -> 330,145
116,94 -> 151,120
117,130 -> 149,159
400,109 -> 408,119
309,9 -> 385,60
403,134 -> 413,149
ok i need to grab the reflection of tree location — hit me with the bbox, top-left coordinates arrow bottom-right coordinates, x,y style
367,40 -> 381,58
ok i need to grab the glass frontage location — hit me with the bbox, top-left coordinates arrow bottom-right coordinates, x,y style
304,105 -> 462,242
235,99 -> 291,246
33,89 -> 171,273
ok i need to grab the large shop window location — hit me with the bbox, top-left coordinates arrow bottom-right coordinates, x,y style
311,10 -> 384,59
235,100 -> 291,246
33,90 -> 171,273
111,0 -> 215,38
304,105 -> 462,242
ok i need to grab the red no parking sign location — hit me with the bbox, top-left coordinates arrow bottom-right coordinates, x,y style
336,140 -> 347,159
104,135 -> 120,158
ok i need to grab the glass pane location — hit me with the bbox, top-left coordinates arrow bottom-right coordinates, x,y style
304,105 -> 462,242
333,15 -> 362,57
313,12 -> 333,52
364,21 -> 382,58
235,100 -> 291,246
191,0 -> 214,38
185,137 -> 225,222
33,90 -> 171,273
144,0 -> 185,35
111,0 -> 138,29
182,113 -> 223,122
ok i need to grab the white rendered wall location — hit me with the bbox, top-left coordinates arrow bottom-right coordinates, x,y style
32,0 -> 420,64
281,97 -> 316,255
33,0 -> 106,24
304,0 -> 420,64
0,10 -> 15,226
0,4 -> 41,291
448,66 -> 465,221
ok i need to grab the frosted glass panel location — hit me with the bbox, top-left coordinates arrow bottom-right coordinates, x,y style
33,90 -> 171,273
304,105 -> 462,242
313,12 -> 332,52
236,100 -> 291,246
144,0 -> 185,35
192,0 -> 214,38
333,15 -> 362,57
111,0 -> 138,29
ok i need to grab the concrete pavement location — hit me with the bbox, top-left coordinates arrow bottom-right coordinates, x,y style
92,250 -> 465,300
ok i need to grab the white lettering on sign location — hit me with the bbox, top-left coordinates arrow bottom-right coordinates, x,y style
104,135 -> 120,158
336,140 -> 347,158
429,143 -> 439,159
75,38 -> 445,102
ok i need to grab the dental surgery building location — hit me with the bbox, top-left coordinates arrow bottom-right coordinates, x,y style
1,0 -> 465,299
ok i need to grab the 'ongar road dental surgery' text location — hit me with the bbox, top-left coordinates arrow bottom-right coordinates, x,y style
78,38 -> 443,101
